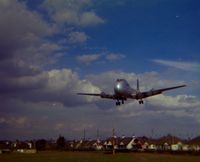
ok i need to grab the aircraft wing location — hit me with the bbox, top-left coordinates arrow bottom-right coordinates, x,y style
132,84 -> 186,99
77,92 -> 115,99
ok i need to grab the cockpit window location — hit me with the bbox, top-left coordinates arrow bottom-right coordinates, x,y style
116,79 -> 130,86
116,79 -> 125,82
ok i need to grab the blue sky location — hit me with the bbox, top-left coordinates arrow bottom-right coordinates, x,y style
25,0 -> 200,73
0,0 -> 200,140
55,0 -> 199,75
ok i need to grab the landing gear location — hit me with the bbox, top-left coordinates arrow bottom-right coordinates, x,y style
115,98 -> 126,106
116,101 -> 120,106
139,100 -> 144,104
116,100 -> 125,106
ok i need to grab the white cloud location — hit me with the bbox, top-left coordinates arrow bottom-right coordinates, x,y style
76,53 -> 126,65
0,116 -> 28,127
42,0 -> 92,12
42,0 -> 105,27
0,0 -> 61,78
0,0 -> 200,139
76,54 -> 101,64
105,53 -> 126,61
68,31 -> 88,43
152,59 -> 200,72
52,10 -> 79,25
45,69 -> 101,103
86,70 -> 137,91
46,69 -> 101,103
114,94 -> 200,120
86,70 -> 185,92
1,68 -> 200,139
0,68 -> 101,106
54,123 -> 65,130
79,11 -> 105,26
147,94 -> 200,108
0,0 -> 54,46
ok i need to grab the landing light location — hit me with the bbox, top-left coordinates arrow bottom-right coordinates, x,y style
117,84 -> 121,89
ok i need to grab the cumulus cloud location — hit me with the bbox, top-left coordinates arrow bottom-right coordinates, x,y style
0,0 -> 54,55
76,54 -> 101,64
42,0 -> 105,27
152,59 -> 200,72
105,53 -> 126,61
45,69 -> 101,104
0,116 -> 28,127
0,68 -> 100,107
79,11 -> 105,26
42,0 -> 92,14
76,53 -> 126,65
1,0 -> 199,139
1,67 -> 200,139
68,31 -> 88,43
86,70 -> 137,92
86,70 -> 186,92
0,0 -> 61,79
0,0 -> 104,106
85,70 -> 197,123
147,94 -> 200,109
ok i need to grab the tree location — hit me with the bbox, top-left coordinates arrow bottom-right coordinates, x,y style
35,139 -> 46,151
56,135 -> 65,150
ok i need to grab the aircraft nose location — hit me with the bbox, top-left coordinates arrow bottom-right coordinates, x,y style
116,83 -> 121,89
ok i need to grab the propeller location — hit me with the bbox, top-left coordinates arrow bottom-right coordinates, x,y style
136,79 -> 144,104
136,79 -> 139,92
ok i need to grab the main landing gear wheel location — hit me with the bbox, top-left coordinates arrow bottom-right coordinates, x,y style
116,101 -> 120,106
116,100 -> 125,106
139,100 -> 144,104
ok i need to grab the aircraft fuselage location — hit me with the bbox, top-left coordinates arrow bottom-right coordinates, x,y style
114,79 -> 136,105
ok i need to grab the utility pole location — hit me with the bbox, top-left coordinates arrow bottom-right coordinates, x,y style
112,128 -> 115,155
97,129 -> 99,140
151,128 -> 154,138
83,129 -> 86,141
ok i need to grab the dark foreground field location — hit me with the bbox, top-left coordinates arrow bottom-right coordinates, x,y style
1,151 -> 200,162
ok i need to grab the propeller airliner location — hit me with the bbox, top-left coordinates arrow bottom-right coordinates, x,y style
77,79 -> 186,106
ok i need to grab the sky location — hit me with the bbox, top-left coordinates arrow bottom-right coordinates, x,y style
0,0 -> 200,140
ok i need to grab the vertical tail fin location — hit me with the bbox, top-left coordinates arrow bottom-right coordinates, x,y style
137,79 -> 140,92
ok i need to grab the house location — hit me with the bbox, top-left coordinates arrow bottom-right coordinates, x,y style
154,135 -> 185,151
0,141 -> 11,153
71,139 -> 103,151
13,140 -> 36,153
137,136 -> 149,150
187,136 -> 200,152
118,137 -> 134,150
124,137 -> 142,151
103,136 -> 142,152
91,139 -> 103,150
182,144 -> 190,151
135,135 -> 185,152
65,140 -> 75,150
171,142 -> 182,151
103,136 -> 120,150
143,138 -> 158,151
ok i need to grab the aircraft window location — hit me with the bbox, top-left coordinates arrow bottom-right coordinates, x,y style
117,79 -> 125,82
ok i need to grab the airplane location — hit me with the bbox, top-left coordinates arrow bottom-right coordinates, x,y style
77,79 -> 186,106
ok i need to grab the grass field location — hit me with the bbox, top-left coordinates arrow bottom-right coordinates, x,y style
1,151 -> 200,162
